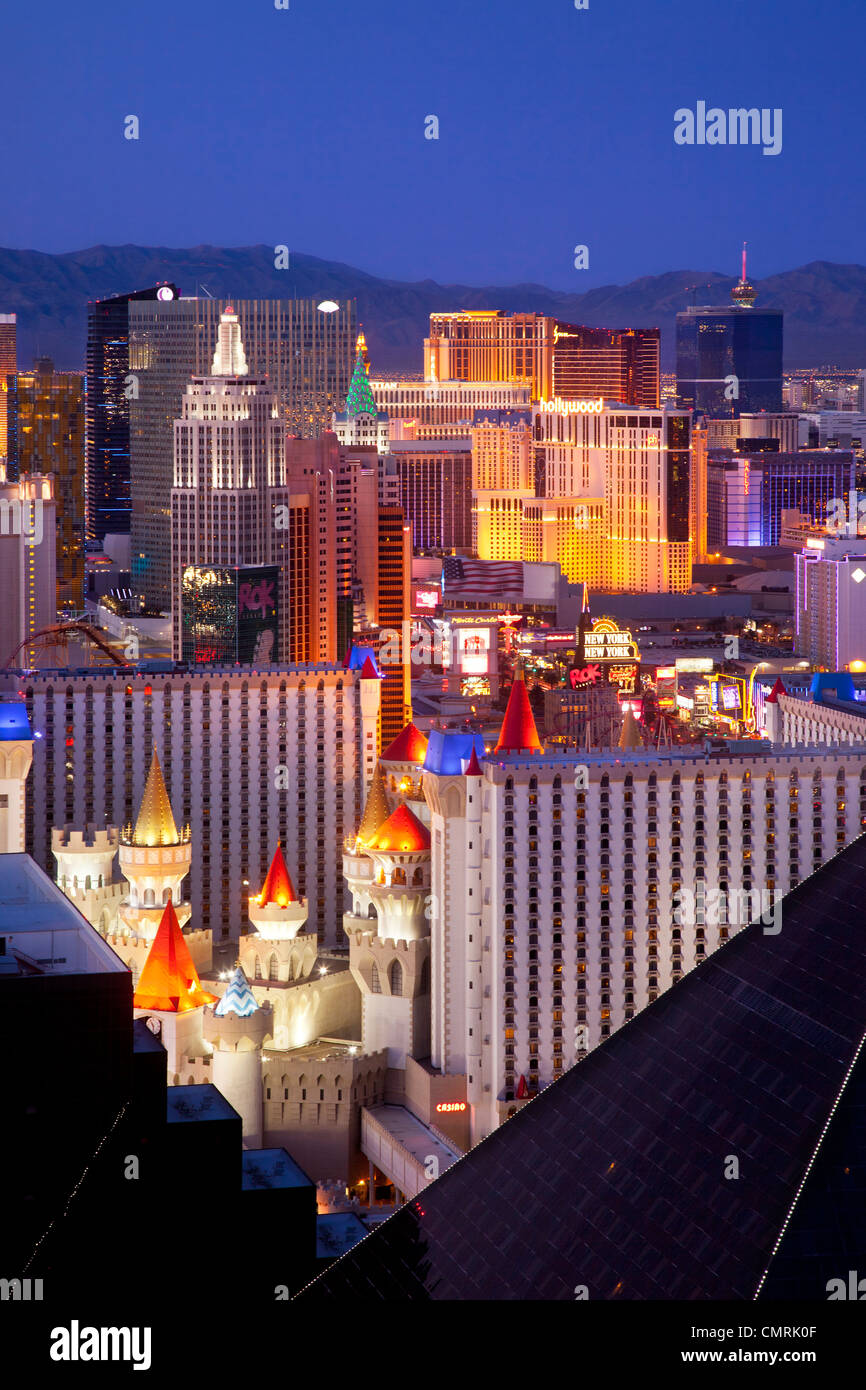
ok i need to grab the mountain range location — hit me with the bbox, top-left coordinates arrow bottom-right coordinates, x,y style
1,244 -> 865,374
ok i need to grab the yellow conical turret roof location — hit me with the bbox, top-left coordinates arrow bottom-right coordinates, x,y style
357,763 -> 390,846
132,745 -> 181,847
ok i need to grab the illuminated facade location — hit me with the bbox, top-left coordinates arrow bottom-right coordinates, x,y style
474,490 -> 535,562
704,412 -> 800,453
676,305 -> 783,416
171,308 -> 289,662
424,680 -> 866,1143
52,823 -> 126,938
425,312 -> 659,408
530,402 -> 693,592
16,663 -> 380,947
0,313 -> 16,466
85,284 -> 180,545
390,441 -> 473,552
129,294 -> 356,610
473,402 -> 692,591
333,346 -> 390,453
6,360 -> 85,609
287,435 -> 412,748
795,534 -> 866,669
370,378 -> 532,432
470,408 -> 532,491
708,448 -> 854,549
0,472 -> 57,667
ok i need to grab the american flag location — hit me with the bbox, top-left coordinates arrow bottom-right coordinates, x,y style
442,557 -> 524,597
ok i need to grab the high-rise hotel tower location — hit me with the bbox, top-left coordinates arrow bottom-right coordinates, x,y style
171,307 -> 289,663
425,312 -> 660,409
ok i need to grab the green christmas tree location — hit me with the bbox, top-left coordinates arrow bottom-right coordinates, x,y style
344,350 -> 378,417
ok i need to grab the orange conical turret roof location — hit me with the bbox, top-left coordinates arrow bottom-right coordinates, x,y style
357,763 -> 390,845
367,802 -> 431,853
133,900 -> 218,1013
381,722 -> 428,763
494,674 -> 543,755
132,745 -> 180,847
258,846 -> 298,908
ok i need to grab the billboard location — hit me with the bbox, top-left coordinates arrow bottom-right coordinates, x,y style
578,616 -> 640,693
237,566 -> 279,664
181,564 -> 279,665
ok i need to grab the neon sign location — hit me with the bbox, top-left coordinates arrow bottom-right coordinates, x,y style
583,616 -> 640,664
436,1102 -> 467,1113
569,663 -> 602,688
538,397 -> 604,415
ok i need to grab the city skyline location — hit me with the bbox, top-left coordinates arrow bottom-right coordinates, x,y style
3,0 -> 866,1349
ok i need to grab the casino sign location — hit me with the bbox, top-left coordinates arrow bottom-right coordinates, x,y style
575,616 -> 640,694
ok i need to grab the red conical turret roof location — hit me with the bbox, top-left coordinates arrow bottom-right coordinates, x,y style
133,900 -> 218,1014
367,802 -> 431,853
381,722 -> 428,763
765,678 -> 787,704
465,746 -> 482,776
494,675 -> 543,755
258,846 -> 298,908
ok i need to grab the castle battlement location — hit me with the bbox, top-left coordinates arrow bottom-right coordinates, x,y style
352,931 -> 430,958
52,824 -> 120,852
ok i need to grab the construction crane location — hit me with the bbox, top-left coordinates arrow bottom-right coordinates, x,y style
684,280 -> 716,307
5,621 -> 131,670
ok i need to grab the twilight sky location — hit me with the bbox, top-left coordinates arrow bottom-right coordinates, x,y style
5,0 -> 862,288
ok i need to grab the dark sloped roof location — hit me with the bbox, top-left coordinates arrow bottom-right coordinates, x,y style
297,834 -> 866,1301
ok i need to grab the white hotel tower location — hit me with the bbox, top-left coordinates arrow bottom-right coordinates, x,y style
423,675 -> 866,1143
170,305 -> 289,661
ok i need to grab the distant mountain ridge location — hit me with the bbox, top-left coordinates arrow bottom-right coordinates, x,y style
1,244 -> 864,373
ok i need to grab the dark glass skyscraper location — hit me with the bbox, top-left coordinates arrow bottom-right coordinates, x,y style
129,296 -> 356,611
676,302 -> 783,416
85,284 -> 180,544
0,312 -> 17,466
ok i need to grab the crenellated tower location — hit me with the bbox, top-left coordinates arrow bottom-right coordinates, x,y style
132,898 -> 218,1076
52,824 -> 124,935
343,762 -> 390,934
345,797 -> 433,1068
118,745 -> 192,940
365,803 -> 431,944
202,966 -> 273,1147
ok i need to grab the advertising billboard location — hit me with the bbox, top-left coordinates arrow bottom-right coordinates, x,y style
237,565 -> 279,665
181,564 -> 279,665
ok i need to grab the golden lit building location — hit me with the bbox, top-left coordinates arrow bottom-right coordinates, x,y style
425,312 -> 659,408
0,314 -> 16,464
528,401 -> 693,592
470,409 -> 532,491
7,359 -> 84,611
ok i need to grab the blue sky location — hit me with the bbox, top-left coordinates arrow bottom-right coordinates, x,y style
4,0 -> 861,287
